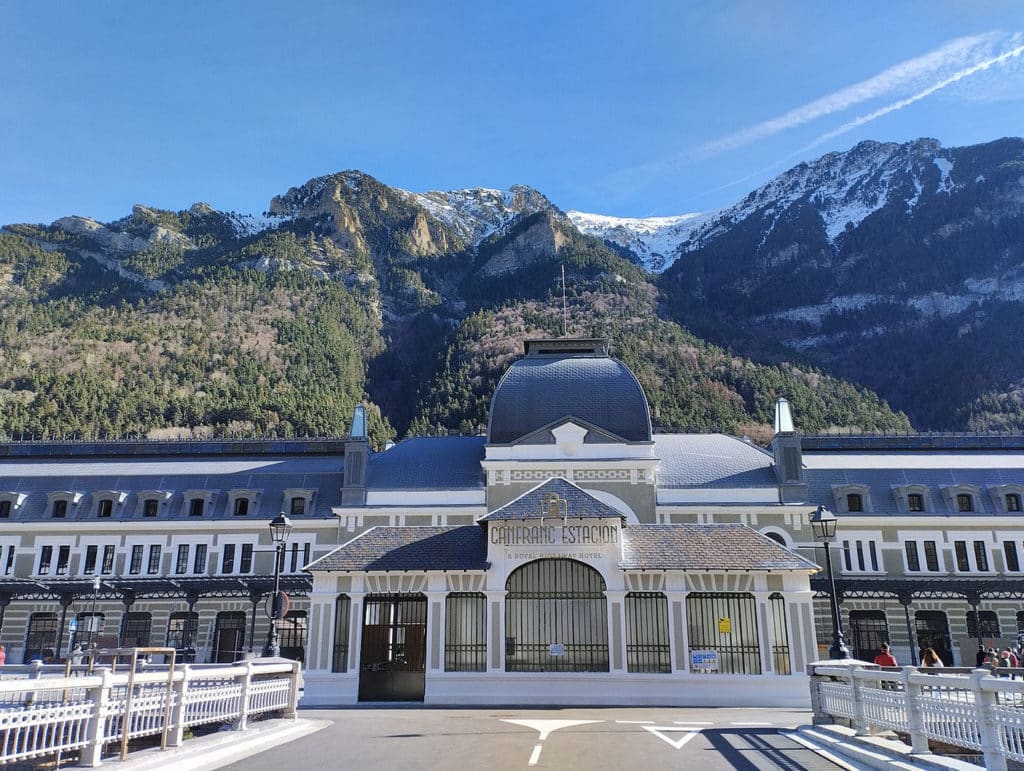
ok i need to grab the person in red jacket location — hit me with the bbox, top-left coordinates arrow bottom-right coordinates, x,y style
874,643 -> 898,667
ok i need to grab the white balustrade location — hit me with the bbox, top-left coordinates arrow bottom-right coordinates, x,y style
0,660 -> 301,768
810,662 -> 1024,771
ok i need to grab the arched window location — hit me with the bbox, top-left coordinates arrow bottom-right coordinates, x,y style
686,592 -> 761,674
769,593 -> 791,675
763,531 -> 787,546
332,595 -> 350,673
505,559 -> 608,672
625,592 -> 670,673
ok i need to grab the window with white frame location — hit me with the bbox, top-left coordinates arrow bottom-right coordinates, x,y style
832,484 -> 871,514
892,484 -> 930,513
227,489 -> 260,518
136,490 -> 170,518
902,537 -> 943,573
182,490 -> 215,518
37,542 -> 72,575
47,491 -> 81,519
0,492 -> 26,519
1,544 -> 15,575
990,485 -> 1024,514
941,485 -> 981,514
92,490 -> 126,518
286,541 -> 313,573
841,534 -> 883,573
283,488 -> 316,517
951,536 -> 993,573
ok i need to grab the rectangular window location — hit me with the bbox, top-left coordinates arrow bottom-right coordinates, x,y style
290,543 -> 300,573
175,544 -> 189,574
240,544 -> 253,573
1008,494 -> 1022,512
84,545 -> 98,574
303,543 -> 311,567
444,593 -> 488,672
1005,541 -> 1021,573
52,499 -> 67,518
842,540 -> 852,571
129,544 -> 144,574
974,541 -> 989,572
39,545 -> 53,574
954,541 -> 970,572
56,545 -> 70,574
4,545 -> 14,575
855,541 -> 866,571
847,493 -> 863,512
0,500 -> 11,518
221,544 -> 235,574
924,541 -> 940,572
189,498 -> 204,517
102,545 -> 115,574
868,541 -> 879,571
290,497 -> 305,516
233,498 -> 249,516
193,544 -> 207,574
957,493 -> 974,512
146,545 -> 161,574
143,498 -> 159,517
905,541 -> 921,572
908,493 -> 924,512
98,499 -> 113,518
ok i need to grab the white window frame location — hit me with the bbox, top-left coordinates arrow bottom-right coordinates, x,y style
91,490 -> 128,518
34,536 -> 77,576
990,485 -> 1024,514
46,491 -> 82,518
832,484 -> 872,513
941,484 -> 982,514
283,488 -> 317,516
136,490 -> 172,518
214,534 -> 259,576
897,532 -> 946,574
838,530 -> 885,574
0,536 -> 20,576
995,530 -> 1024,574
227,488 -> 261,518
282,537 -> 316,574
948,531 -> 995,574
891,484 -> 930,513
0,492 -> 28,517
182,489 -> 216,518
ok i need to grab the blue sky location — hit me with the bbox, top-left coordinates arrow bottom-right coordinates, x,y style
2,1 -> 1023,224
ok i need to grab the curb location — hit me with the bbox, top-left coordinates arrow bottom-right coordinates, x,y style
102,718 -> 332,771
795,724 -> 982,771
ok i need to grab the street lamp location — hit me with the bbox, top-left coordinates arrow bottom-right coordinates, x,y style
809,505 -> 851,660
262,513 -> 293,658
88,575 -> 101,650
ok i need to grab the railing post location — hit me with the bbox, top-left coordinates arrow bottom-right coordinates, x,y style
850,666 -> 869,736
284,661 -> 301,719
167,666 -> 191,747
807,665 -> 828,725
80,669 -> 113,768
234,661 -> 254,731
902,666 -> 929,754
970,668 -> 1008,771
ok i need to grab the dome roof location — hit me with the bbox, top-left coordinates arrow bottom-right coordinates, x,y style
487,339 -> 652,445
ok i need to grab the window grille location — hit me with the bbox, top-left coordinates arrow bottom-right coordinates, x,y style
121,612 -> 152,647
332,595 -> 350,673
445,593 -> 486,672
240,544 -> 253,573
280,611 -> 307,661
101,545 -> 115,574
905,541 -> 921,572
915,611 -> 952,665
846,493 -> 863,512
957,493 -> 974,512
505,559 -> 609,672
24,613 -> 58,663
129,545 -> 143,574
625,592 -> 670,673
685,592 -> 761,674
166,612 -> 199,651
147,545 -> 161,574
193,544 -> 207,574
175,544 -> 189,574
908,493 -> 924,512
849,610 -> 888,661
769,592 -> 791,675
967,610 -> 1000,638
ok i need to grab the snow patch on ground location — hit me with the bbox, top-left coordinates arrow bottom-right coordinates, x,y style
567,210 -> 712,272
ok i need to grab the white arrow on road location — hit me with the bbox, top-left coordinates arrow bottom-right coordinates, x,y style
501,719 -> 603,741
643,725 -> 702,749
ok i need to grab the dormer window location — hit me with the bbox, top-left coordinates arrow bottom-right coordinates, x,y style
144,499 -> 159,517
989,485 -> 1024,514
1008,494 -> 1022,512
0,501 -> 10,519
908,493 -> 924,512
283,488 -> 315,517
0,492 -> 26,519
136,490 -> 171,518
190,499 -> 205,517
98,500 -> 113,518
832,484 -> 871,514
53,500 -> 67,518
290,497 -> 306,516
233,498 -> 249,517
941,485 -> 981,514
227,489 -> 260,519
957,494 -> 974,512
47,492 -> 81,518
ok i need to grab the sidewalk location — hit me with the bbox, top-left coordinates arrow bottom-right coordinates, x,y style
101,718 -> 331,771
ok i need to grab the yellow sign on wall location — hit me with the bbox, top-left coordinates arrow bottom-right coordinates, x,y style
718,617 -> 731,634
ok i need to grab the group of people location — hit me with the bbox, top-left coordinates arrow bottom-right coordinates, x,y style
873,643 -> 945,668
976,645 -> 1020,671
872,641 -> 1024,671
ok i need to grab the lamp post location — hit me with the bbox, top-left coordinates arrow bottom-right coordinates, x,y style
810,505 -> 851,660
88,575 -> 100,650
262,513 -> 292,658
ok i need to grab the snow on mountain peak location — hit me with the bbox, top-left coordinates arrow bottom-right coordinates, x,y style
567,210 -> 710,272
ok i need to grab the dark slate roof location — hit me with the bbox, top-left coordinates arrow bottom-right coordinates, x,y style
366,436 -> 485,490
654,434 -> 777,488
478,477 -> 626,521
620,524 -> 819,572
308,526 -> 487,572
0,453 -> 343,521
802,457 -> 1024,515
487,354 -> 652,445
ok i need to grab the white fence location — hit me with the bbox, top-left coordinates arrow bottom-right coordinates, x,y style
810,663 -> 1024,771
0,659 -> 301,767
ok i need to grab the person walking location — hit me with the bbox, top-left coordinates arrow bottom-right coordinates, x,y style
874,643 -> 898,667
0,644 -> 6,666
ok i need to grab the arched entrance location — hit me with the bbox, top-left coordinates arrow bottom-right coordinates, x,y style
358,594 -> 427,701
505,558 -> 609,672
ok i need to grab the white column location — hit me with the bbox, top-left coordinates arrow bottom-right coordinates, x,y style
606,590 -> 627,673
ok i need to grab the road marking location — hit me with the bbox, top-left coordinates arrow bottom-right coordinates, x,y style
615,720 -> 654,724
730,721 -> 773,726
501,719 -> 603,741
673,720 -> 713,725
783,730 -> 861,771
643,726 -> 702,749
527,744 -> 543,766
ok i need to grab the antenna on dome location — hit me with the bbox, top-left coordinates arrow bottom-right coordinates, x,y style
561,263 -> 567,337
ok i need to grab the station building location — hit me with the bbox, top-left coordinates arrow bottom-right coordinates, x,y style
3,336 -> 1024,706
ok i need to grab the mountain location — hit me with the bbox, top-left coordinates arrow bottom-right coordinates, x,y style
0,169 -> 911,443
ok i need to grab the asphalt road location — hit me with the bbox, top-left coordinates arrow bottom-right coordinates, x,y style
219,706 -> 848,771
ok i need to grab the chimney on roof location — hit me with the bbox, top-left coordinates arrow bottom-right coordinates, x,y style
771,397 -> 806,504
342,405 -> 368,506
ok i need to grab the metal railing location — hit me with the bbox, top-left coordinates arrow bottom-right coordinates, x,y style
0,652 -> 301,768
810,662 -> 1024,771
